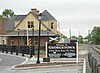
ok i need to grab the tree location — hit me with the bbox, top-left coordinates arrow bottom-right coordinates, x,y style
91,26 -> 100,44
0,15 -> 2,18
71,35 -> 77,39
85,34 -> 91,43
78,35 -> 83,44
2,9 -> 14,18
57,35 -> 67,42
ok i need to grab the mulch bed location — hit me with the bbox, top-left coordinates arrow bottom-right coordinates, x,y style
15,62 -> 83,68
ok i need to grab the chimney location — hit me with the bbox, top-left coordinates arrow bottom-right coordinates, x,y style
31,8 -> 39,15
36,10 -> 39,15
31,8 -> 37,13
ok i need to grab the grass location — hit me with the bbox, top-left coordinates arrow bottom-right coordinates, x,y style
34,49 -> 46,55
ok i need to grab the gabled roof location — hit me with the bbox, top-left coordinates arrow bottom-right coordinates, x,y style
5,16 -> 15,31
5,10 -> 57,32
5,15 -> 26,31
42,10 -> 57,21
15,15 -> 26,21
13,10 -> 57,21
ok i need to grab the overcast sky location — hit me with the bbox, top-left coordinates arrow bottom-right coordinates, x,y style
0,0 -> 100,37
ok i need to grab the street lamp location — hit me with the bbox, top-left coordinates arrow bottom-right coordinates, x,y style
36,13 -> 42,64
22,30 -> 26,56
16,29 -> 20,55
32,25 -> 34,55
29,25 -> 34,58
46,30 -> 49,58
47,31 -> 49,44
24,30 -> 26,45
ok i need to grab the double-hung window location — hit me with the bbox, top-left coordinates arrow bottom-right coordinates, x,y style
51,22 -> 54,29
28,21 -> 34,28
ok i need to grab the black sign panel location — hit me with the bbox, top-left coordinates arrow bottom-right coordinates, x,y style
48,43 -> 76,58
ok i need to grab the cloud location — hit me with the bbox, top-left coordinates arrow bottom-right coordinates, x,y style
0,0 -> 100,37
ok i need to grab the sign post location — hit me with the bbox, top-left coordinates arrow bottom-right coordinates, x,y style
46,42 -> 48,58
43,42 -> 50,62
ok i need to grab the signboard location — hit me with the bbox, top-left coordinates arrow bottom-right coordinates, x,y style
48,43 -> 76,58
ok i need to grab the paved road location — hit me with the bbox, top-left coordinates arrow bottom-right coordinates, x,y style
0,53 -> 26,73
0,44 -> 92,73
0,53 -> 82,73
0,44 -> 99,73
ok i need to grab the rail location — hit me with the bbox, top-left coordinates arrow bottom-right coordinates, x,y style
0,45 -> 34,58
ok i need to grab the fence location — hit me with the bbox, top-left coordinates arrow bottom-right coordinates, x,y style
88,53 -> 100,73
0,45 -> 34,58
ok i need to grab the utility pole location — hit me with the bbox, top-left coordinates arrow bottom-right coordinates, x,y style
69,29 -> 71,42
79,31 -> 80,36
88,30 -> 90,53
88,30 -> 90,43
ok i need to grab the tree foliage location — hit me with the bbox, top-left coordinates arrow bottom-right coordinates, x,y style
2,9 -> 14,18
91,26 -> 100,44
71,35 -> 77,39
78,35 -> 83,44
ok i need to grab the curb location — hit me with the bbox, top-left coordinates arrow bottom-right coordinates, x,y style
12,62 -> 83,70
11,56 -> 29,70
12,65 -> 64,70
0,53 -> 29,69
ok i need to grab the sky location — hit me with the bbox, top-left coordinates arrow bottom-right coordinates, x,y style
0,0 -> 100,37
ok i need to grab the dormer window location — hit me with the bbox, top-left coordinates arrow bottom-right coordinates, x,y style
51,22 -> 54,29
27,21 -> 34,28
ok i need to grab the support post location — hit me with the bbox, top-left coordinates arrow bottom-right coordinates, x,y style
83,59 -> 86,73
46,42 -> 48,58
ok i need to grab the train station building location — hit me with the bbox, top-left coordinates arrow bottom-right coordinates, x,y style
0,8 -> 61,48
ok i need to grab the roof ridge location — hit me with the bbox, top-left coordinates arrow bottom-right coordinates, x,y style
42,10 -> 57,21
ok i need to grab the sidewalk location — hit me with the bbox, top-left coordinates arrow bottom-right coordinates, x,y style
14,58 -> 83,73
26,57 -> 83,64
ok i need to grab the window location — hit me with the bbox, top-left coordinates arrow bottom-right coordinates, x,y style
31,24 -> 34,28
28,21 -> 30,28
34,41 -> 38,45
34,37 -> 38,45
27,21 -> 34,28
51,22 -> 54,29
28,24 -> 30,28
11,40 -> 14,45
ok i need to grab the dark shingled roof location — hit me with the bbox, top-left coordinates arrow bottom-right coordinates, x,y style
5,15 -> 26,31
5,10 -> 57,31
5,16 -> 15,31
15,15 -> 26,21
42,10 -> 57,21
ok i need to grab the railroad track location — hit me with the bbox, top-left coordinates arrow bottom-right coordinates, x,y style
88,45 -> 100,73
89,45 -> 100,54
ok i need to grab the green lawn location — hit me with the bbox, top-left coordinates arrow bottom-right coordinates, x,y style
34,49 -> 46,55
